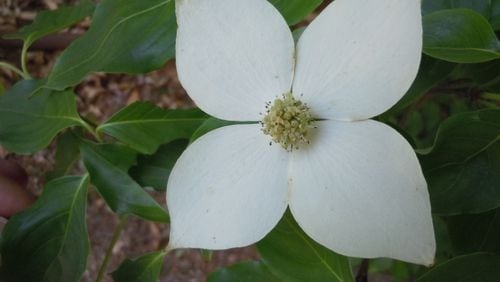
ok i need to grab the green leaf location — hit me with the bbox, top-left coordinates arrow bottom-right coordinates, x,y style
80,141 -> 169,222
422,0 -> 500,29
0,82 -> 5,96
210,211 -> 353,281
46,131 -> 81,181
190,118 -> 240,143
423,9 -> 500,63
257,211 -> 354,282
0,80 -> 83,154
45,0 -> 176,90
492,0 -> 500,30
292,27 -> 306,44
98,102 -> 208,154
419,109 -> 500,215
269,0 -> 323,26
466,59 -> 500,93
112,251 -> 166,282
388,56 -> 456,113
445,208 -> 500,254
422,0 -> 491,18
433,216 -> 454,261
3,0 -> 94,49
0,175 -> 90,282
417,253 -> 500,282
209,262 -> 280,282
129,139 -> 188,191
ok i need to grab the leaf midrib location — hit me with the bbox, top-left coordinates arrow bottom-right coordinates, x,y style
41,175 -> 88,282
284,216 -> 344,282
136,252 -> 166,280
49,0 -> 171,82
83,143 -> 168,220
0,108 -> 81,122
424,46 -> 500,55
97,117 -> 207,130
426,134 -> 500,172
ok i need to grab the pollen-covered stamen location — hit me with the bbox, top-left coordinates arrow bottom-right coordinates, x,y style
262,92 -> 314,151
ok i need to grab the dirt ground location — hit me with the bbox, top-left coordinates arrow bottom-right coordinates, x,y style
0,0 -> 261,281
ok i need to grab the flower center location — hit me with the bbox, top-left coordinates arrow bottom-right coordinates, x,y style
261,92 -> 314,151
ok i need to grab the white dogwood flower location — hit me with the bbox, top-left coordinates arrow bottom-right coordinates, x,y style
167,0 -> 435,265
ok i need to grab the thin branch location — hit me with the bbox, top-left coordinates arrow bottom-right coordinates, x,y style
355,259 -> 369,282
96,215 -> 129,282
0,33 -> 81,51
0,61 -> 30,79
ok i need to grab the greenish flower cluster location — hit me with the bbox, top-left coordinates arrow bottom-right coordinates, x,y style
262,92 -> 314,151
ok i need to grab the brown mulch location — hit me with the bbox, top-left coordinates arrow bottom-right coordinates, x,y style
0,1 -> 259,281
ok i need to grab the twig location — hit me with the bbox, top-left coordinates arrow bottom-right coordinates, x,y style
96,215 -> 129,282
0,61 -> 29,79
355,259 -> 369,282
0,33 -> 81,51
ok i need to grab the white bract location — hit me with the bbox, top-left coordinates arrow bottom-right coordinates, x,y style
168,0 -> 436,265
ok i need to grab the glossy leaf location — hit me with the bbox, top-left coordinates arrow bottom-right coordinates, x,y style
269,0 -> 323,25
46,131 -> 81,180
388,55 -> 456,113
0,175 -> 90,282
3,0 -> 94,49
257,211 -> 354,282
112,251 -> 166,282
417,253 -> 500,282
210,211 -> 353,281
80,141 -> 169,222
189,118 -> 240,143
45,0 -> 176,90
98,102 -> 207,154
129,139 -> 188,191
432,216 -> 454,261
492,0 -> 500,30
466,59 -> 500,93
422,0 -> 491,18
0,80 -> 83,154
422,0 -> 500,29
209,262 -> 279,282
419,109 -> 500,215
446,208 -> 500,254
423,9 -> 500,63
